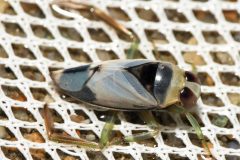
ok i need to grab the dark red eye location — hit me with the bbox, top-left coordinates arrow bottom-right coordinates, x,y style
185,71 -> 200,84
180,87 -> 197,108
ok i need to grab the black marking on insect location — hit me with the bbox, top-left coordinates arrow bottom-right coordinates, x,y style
51,59 -> 201,110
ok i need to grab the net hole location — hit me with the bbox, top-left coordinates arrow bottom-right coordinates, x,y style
165,9 -> 188,23
113,152 -> 134,160
30,88 -> 54,102
201,93 -> 224,107
219,72 -> 240,86
1,85 -> 27,102
31,25 -> 54,40
0,45 -> 8,58
107,7 -> 131,21
1,146 -> 26,160
0,64 -> 16,80
168,154 -> 189,160
39,45 -> 64,62
210,51 -> 235,65
135,8 -> 159,22
88,28 -> 112,42
75,130 -> 99,142
20,128 -> 45,143
141,153 -> 162,160
154,50 -> 177,64
58,26 -> 84,42
57,149 -> 80,160
225,155 -> 240,160
0,126 -> 17,141
86,151 -> 107,160
0,1 -> 16,15
202,31 -> 226,44
162,132 -> 186,148
223,10 -> 240,23
173,30 -> 198,45
208,114 -> 233,128
227,93 -> 240,106
0,108 -> 8,120
231,31 -> 240,42
197,72 -> 215,86
217,134 -> 240,149
12,43 -> 36,60
20,2 -> 45,18
20,66 -> 45,82
2,22 -> 26,37
182,51 -> 206,65
193,10 -> 217,24
68,48 -> 92,62
12,107 -> 36,122
96,49 -> 118,61
30,148 -> 53,160
145,29 -> 169,44
71,109 -> 92,124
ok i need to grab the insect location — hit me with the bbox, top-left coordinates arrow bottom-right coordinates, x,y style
46,1 -> 212,157
43,59 -> 211,156
52,59 -> 200,109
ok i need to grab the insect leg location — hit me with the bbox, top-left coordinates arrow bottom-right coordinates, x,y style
110,111 -> 160,145
127,40 -> 140,59
43,104 -> 99,149
99,112 -> 117,149
125,111 -> 160,141
167,105 -> 212,157
139,111 -> 160,130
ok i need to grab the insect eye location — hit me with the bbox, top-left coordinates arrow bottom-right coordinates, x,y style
180,87 -> 197,108
185,71 -> 200,84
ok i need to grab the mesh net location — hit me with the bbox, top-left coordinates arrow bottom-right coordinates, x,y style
0,0 -> 240,159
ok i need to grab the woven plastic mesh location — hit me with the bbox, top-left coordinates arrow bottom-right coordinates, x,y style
0,0 -> 240,159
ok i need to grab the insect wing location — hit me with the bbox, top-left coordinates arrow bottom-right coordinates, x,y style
86,68 -> 157,110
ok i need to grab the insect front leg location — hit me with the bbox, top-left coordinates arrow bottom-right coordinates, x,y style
167,105 -> 213,157
43,104 -> 100,149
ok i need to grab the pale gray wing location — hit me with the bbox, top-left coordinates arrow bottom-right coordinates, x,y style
85,68 -> 158,110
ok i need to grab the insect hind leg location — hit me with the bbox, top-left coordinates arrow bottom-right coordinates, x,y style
43,104 -> 100,149
109,111 -> 160,145
99,112 -> 117,149
125,111 -> 160,142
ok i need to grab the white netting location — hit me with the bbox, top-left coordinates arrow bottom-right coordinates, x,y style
0,0 -> 240,159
